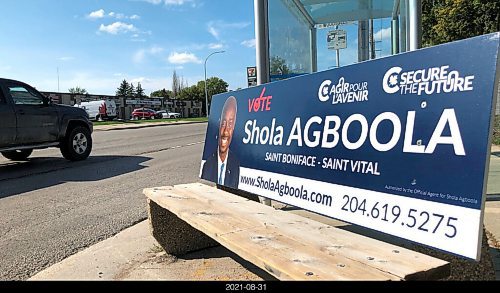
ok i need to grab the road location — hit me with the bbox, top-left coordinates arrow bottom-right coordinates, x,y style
0,123 -> 208,280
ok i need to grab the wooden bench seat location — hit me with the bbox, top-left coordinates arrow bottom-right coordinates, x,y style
144,183 -> 450,280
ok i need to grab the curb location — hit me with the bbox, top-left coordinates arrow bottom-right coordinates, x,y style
94,121 -> 207,132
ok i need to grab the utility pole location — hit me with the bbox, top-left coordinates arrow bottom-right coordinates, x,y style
204,51 -> 225,117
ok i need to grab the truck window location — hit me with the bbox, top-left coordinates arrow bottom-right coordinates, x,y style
8,85 -> 44,105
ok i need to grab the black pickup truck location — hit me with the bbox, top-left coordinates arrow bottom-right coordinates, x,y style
0,78 -> 93,161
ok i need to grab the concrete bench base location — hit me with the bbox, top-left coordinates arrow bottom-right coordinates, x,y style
147,199 -> 218,255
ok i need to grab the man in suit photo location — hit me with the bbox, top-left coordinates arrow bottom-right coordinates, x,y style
201,96 -> 240,189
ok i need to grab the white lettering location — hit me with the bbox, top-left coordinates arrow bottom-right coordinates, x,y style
425,109 -> 465,156
342,114 -> 368,150
370,112 -> 402,152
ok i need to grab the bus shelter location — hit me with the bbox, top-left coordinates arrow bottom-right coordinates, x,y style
254,0 -> 422,84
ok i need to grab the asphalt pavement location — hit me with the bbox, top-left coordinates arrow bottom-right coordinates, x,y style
0,123 -> 208,280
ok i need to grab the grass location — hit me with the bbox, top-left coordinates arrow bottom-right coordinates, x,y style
494,115 -> 500,145
93,117 -> 208,126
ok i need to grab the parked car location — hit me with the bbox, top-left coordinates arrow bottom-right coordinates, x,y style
156,110 -> 181,119
0,78 -> 93,161
132,108 -> 157,120
74,100 -> 117,121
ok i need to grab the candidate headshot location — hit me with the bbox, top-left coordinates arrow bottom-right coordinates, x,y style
201,96 -> 240,189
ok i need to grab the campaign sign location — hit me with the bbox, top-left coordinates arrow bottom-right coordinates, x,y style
200,33 -> 500,260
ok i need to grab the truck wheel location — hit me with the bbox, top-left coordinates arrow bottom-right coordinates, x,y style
60,126 -> 92,161
1,149 -> 33,161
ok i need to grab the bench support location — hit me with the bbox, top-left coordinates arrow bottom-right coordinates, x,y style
147,199 -> 218,255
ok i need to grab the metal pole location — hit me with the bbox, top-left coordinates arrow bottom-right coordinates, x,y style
391,19 -> 400,54
392,0 -> 401,55
400,0 -> 408,52
254,0 -> 270,85
408,0 -> 422,51
204,51 -> 225,117
310,27 -> 317,73
334,25 -> 340,68
369,19 -> 376,59
204,60 -> 208,117
358,20 -> 370,62
255,1 -> 272,206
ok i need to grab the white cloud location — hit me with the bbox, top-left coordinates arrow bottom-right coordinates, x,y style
168,52 -> 201,64
209,43 -> 224,49
207,21 -> 250,40
241,39 -> 256,48
208,26 -> 219,39
149,46 -> 164,54
374,27 -> 392,40
133,46 -> 165,63
131,77 -> 150,84
88,10 -> 140,21
58,57 -> 75,62
138,0 -> 195,5
217,21 -> 251,29
165,0 -> 188,4
133,50 -> 146,63
140,0 -> 163,4
132,77 -> 171,94
40,71 -> 171,95
99,22 -> 137,34
88,9 -> 105,19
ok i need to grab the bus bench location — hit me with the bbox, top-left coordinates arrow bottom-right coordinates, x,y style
144,183 -> 450,280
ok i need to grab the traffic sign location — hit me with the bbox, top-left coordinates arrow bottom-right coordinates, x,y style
327,30 -> 347,50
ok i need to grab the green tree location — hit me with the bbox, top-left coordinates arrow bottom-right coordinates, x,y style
127,83 -> 136,97
270,56 -> 290,76
198,77 -> 229,115
179,85 -> 203,100
151,88 -> 173,98
136,82 -> 145,98
423,0 -> 500,47
198,77 -> 228,101
68,86 -> 87,95
116,80 -> 129,96
172,70 -> 180,98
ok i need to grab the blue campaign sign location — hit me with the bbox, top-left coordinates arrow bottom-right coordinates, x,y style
200,33 -> 500,260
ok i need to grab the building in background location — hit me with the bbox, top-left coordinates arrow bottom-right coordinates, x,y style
41,92 -> 202,120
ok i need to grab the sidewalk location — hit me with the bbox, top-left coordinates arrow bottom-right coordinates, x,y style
30,146 -> 500,281
30,221 -> 267,281
94,120 -> 207,132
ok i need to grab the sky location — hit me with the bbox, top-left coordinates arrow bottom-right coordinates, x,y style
0,0 -> 256,95
0,0 -> 393,96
